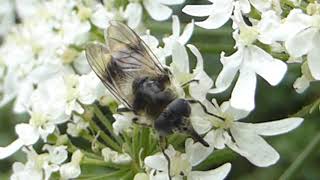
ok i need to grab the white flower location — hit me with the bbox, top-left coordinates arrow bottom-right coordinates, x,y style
163,15 -> 194,56
42,145 -> 68,180
60,150 -> 83,180
144,145 -> 231,180
131,0 -> 185,24
293,62 -> 316,93
209,3 -> 287,111
11,148 -> 43,180
30,77 -> 71,132
140,31 -> 166,64
72,51 -> 91,75
67,115 -> 89,137
112,112 -> 135,136
124,2 -> 143,29
182,0 -> 273,29
0,124 -> 39,159
60,12 -> 91,45
101,147 -> 132,164
182,0 -> 235,29
42,145 -> 68,165
11,145 -> 67,180
283,8 -> 320,80
134,173 -> 149,180
90,4 -> 114,29
192,101 -> 304,167
0,0 -> 14,36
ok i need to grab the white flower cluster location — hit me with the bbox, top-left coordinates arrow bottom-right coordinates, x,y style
0,0 -> 313,179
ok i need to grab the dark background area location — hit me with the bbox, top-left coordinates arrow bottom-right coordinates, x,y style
1,0 -> 320,179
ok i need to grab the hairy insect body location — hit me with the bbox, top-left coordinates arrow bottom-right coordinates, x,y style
86,21 -> 209,147
132,75 -> 173,115
154,98 -> 191,135
131,74 -> 192,134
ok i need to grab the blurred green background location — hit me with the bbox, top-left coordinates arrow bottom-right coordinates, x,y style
1,0 -> 320,179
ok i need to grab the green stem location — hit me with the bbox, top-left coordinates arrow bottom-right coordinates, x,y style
132,125 -> 140,161
89,120 -> 122,152
140,127 -> 149,158
82,131 -> 107,149
281,0 -> 296,8
78,169 -> 130,180
93,104 -> 124,145
122,132 -> 133,157
279,132 -> 320,180
81,157 -> 129,169
67,141 -> 104,160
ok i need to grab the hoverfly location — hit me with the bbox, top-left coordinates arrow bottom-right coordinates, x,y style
85,21 -> 210,147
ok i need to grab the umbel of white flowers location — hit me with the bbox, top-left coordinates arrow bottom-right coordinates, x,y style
0,0 -> 310,179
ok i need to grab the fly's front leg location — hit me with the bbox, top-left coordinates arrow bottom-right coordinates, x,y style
159,136 -> 172,180
117,107 -> 132,113
116,107 -> 151,127
132,117 -> 152,128
181,79 -> 199,88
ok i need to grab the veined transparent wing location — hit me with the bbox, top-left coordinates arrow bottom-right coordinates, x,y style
85,21 -> 167,109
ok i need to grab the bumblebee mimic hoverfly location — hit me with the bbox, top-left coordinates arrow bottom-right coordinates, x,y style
85,21 -> 209,148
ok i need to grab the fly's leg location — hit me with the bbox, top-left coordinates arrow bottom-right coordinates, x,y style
116,107 -> 132,113
181,79 -> 199,88
159,136 -> 172,180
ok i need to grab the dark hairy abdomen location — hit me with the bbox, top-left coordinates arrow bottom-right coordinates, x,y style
132,75 -> 175,118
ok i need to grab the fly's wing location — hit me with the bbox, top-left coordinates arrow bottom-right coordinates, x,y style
105,21 -> 165,76
86,42 -> 133,108
86,21 -> 166,109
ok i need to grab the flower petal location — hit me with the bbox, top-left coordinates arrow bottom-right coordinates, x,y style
172,15 -> 180,38
16,123 -> 39,145
179,20 -> 194,45
230,68 -> 256,111
209,51 -> 242,94
239,0 -> 251,13
239,117 -> 304,136
134,173 -> 149,180
248,46 -> 287,86
91,4 -> 112,29
190,103 -> 213,134
211,129 -> 227,149
125,3 -> 142,29
185,138 -> 213,166
158,0 -> 185,5
112,113 -> 134,135
249,0 -> 271,12
307,33 -> 320,80
293,75 -> 310,93
172,41 -> 189,73
189,163 -> 231,180
220,101 -> 250,120
182,5 -> 214,17
0,139 -> 24,159
230,124 -> 280,167
60,163 -> 81,179
285,27 -> 317,57
189,70 -> 213,102
143,0 -> 172,21
144,153 -> 168,171
195,0 -> 233,29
